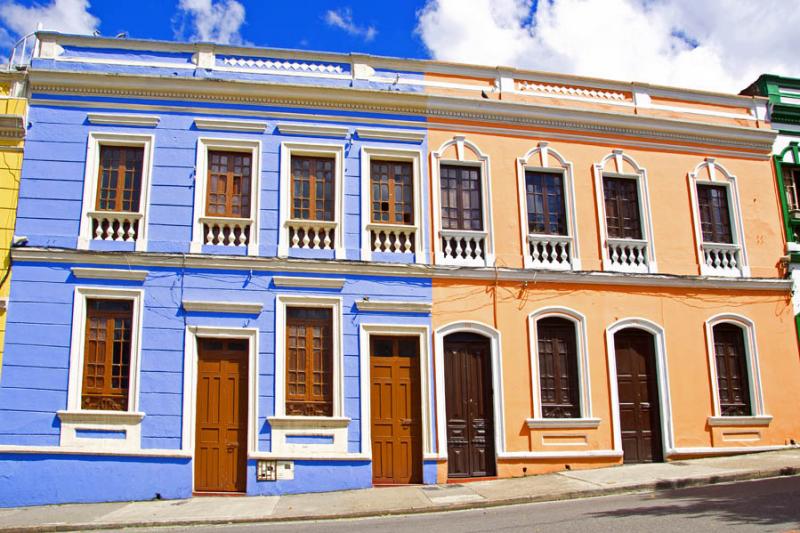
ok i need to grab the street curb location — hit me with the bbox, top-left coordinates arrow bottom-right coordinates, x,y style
3,465 -> 798,532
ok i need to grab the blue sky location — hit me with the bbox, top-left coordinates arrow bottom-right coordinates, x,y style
2,0 -> 800,93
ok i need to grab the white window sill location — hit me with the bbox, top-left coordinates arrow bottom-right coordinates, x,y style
268,416 -> 351,429
526,417 -> 601,429
57,410 -> 145,425
707,415 -> 772,427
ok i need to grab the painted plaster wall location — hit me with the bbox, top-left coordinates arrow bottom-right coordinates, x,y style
0,94 -> 25,375
426,128 -> 785,278
17,103 -> 429,262
432,279 -> 800,478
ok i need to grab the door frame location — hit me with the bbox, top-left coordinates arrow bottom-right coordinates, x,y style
181,326 -> 259,491
434,321 -> 505,466
605,318 -> 674,459
359,324 -> 434,463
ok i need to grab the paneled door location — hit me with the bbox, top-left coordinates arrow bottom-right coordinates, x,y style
614,329 -> 663,463
195,338 -> 249,492
444,333 -> 496,478
370,336 -> 423,485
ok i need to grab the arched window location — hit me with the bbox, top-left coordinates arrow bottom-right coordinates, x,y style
536,317 -> 580,418
711,323 -> 752,416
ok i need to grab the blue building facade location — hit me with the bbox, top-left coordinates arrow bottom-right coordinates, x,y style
0,32 -> 438,506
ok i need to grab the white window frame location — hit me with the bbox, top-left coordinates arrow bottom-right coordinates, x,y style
688,158 -> 750,277
516,142 -> 581,270
78,132 -> 155,252
270,294 -> 349,456
359,146 -> 424,263
526,307 -> 598,429
190,137 -> 262,256
704,313 -> 770,426
278,141 -> 346,259
180,326 -> 259,464
592,150 -> 658,273
431,136 -> 495,266
59,286 -> 145,451
359,324 -> 435,459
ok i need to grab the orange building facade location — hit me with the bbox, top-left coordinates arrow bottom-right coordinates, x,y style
421,68 -> 800,481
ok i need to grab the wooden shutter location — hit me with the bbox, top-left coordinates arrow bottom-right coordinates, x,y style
291,156 -> 335,221
537,317 -> 580,418
784,167 -> 800,211
697,184 -> 733,244
96,146 -> 144,212
286,307 -> 333,416
603,177 -> 642,239
713,323 -> 752,416
525,171 -> 567,235
81,299 -> 134,411
206,150 -> 252,218
371,160 -> 414,225
440,165 -> 483,231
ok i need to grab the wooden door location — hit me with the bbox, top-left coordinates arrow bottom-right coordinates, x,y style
444,333 -> 495,478
615,329 -> 663,463
370,336 -> 423,485
195,338 -> 249,492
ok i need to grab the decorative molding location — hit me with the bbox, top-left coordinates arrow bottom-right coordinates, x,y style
355,127 -> 425,142
707,415 -> 773,427
57,410 -> 145,425
70,267 -> 148,281
0,444 -> 191,458
219,56 -> 345,74
267,416 -> 351,429
355,299 -> 431,313
86,112 -> 160,127
193,117 -> 267,132
276,122 -> 349,138
517,81 -> 628,102
526,418 -> 601,429
181,300 -> 263,314
0,113 -> 26,139
12,248 -> 794,292
272,276 -> 345,289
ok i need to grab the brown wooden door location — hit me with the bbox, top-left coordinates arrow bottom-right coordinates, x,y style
615,329 -> 663,463
444,333 -> 495,478
370,336 -> 423,485
195,338 -> 249,492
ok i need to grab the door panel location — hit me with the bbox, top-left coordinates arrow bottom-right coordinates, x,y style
370,336 -> 422,485
195,338 -> 248,492
444,333 -> 496,478
615,329 -> 663,463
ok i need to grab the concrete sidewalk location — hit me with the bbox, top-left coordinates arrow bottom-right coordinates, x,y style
2,449 -> 799,532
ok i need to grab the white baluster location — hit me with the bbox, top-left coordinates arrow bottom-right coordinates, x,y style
373,232 -> 381,252
403,232 -> 412,253
302,227 -> 311,248
323,228 -> 332,249
312,228 -> 321,249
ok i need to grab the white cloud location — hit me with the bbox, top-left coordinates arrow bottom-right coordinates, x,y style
416,0 -> 800,93
325,8 -> 377,42
175,0 -> 247,45
0,0 -> 99,39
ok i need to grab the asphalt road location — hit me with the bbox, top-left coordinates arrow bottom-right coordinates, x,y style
132,475 -> 800,533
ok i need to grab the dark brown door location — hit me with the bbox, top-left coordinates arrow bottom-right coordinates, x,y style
195,338 -> 249,492
615,329 -> 663,463
444,333 -> 496,478
370,336 -> 423,485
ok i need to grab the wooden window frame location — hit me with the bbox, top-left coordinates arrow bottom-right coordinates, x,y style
524,170 -> 568,237
696,184 -> 733,244
527,307 -> 599,428
95,146 -> 145,214
78,132 -> 154,252
190,138 -> 261,256
439,164 -> 484,232
278,142 -> 345,259
704,314 -> 768,424
535,317 -> 580,418
285,307 -> 334,416
688,159 -> 750,277
783,165 -> 800,212
204,150 -> 254,219
359,146 -> 424,263
602,176 -> 643,240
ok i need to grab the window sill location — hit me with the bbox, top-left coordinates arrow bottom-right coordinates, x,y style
526,417 -> 601,429
57,410 -> 145,425
268,416 -> 351,429
707,415 -> 772,427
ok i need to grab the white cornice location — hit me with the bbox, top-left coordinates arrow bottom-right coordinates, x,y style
87,112 -> 160,127
272,276 -> 345,289
71,266 -> 148,281
193,117 -> 267,132
12,248 -> 793,292
355,299 -> 432,313
355,127 -> 425,143
27,71 -> 776,154
181,299 -> 263,314
276,122 -> 349,138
